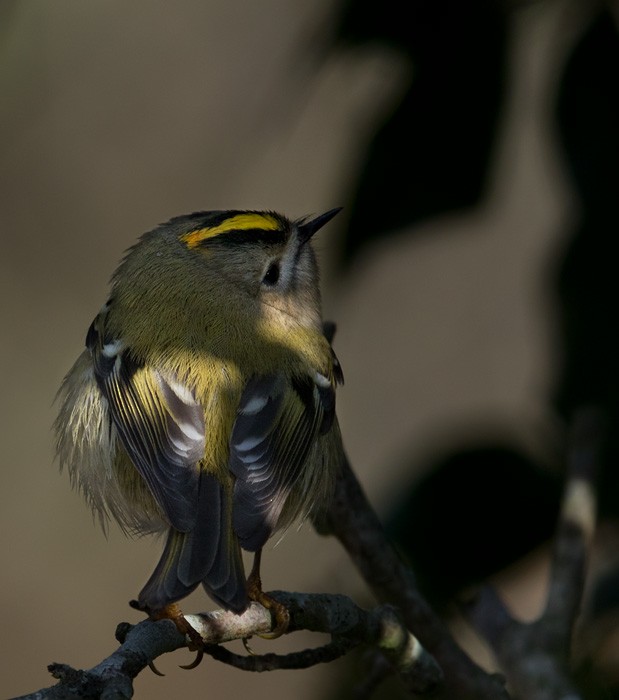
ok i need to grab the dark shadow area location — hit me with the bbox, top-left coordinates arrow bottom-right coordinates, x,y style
326,3 -> 619,697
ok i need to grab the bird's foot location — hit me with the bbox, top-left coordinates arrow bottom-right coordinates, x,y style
246,571 -> 290,639
130,599 -> 204,671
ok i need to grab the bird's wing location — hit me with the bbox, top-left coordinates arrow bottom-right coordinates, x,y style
87,310 -> 204,532
229,370 -> 337,551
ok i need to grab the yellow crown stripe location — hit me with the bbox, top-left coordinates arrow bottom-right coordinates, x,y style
182,213 -> 281,248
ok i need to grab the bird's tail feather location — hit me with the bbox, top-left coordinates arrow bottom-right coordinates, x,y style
138,472 -> 248,613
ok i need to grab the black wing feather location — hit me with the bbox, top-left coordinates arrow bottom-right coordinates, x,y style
87,310 -> 204,532
229,372 -> 334,551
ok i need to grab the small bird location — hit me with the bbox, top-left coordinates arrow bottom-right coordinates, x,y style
54,208 -> 344,640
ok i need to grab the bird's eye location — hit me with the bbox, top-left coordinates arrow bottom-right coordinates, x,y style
262,261 -> 280,286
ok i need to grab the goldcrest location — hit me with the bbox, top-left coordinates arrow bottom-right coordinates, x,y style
55,208 -> 344,627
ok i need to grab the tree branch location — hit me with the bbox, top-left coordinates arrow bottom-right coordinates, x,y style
319,455 -> 511,700
12,593 -> 441,700
463,406 -> 603,700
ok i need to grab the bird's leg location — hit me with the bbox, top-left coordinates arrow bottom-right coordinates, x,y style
151,603 -> 204,649
129,599 -> 205,670
246,549 -> 290,638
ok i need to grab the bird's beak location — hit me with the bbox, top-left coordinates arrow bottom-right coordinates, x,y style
297,207 -> 342,245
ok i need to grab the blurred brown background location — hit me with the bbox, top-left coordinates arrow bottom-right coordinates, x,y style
1,1 -> 614,698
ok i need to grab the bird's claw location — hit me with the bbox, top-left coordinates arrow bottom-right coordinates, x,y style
130,599 -> 205,672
